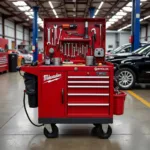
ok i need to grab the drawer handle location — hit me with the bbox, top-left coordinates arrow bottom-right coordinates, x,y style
68,81 -> 109,84
68,76 -> 109,79
68,93 -> 109,96
68,85 -> 109,88
68,103 -> 109,106
61,88 -> 64,104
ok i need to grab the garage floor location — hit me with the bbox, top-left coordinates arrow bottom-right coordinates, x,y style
0,72 -> 150,150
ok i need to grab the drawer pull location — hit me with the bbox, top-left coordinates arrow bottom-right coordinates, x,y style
68,93 -> 109,96
68,85 -> 109,88
68,103 -> 109,106
68,81 -> 109,84
68,76 -> 109,79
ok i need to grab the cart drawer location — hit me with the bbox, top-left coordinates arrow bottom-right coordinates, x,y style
68,71 -> 110,76
68,96 -> 109,103
68,105 -> 109,117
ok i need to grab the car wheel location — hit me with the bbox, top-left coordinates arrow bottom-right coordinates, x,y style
115,68 -> 136,90
21,58 -> 25,65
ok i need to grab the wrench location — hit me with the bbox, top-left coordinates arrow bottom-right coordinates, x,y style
54,25 -> 57,46
82,44 -> 84,55
47,28 -> 51,45
51,29 -> 54,45
57,28 -> 62,45
67,43 -> 70,57
75,43 -> 78,52
64,43 -> 67,56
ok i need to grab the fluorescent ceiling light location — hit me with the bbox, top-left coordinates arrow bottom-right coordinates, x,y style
109,18 -> 118,22
116,11 -> 127,16
13,1 -> 27,6
144,15 -> 150,20
98,2 -> 104,9
141,0 -> 147,1
122,7 -> 132,12
118,24 -> 131,31
93,16 -> 95,18
126,2 -> 132,7
94,9 -> 99,16
18,6 -> 30,11
49,1 -> 53,9
94,1 -> 104,17
49,1 -> 58,18
112,15 -> 123,19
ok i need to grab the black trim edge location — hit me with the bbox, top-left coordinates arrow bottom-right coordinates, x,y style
39,118 -> 113,124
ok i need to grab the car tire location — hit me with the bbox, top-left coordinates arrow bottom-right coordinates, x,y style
115,68 -> 136,90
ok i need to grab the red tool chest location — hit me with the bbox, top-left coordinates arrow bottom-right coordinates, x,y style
0,52 -> 8,73
21,18 -> 126,139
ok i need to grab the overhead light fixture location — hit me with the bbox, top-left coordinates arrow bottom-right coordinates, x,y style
13,1 -> 27,6
144,15 -> 150,20
109,18 -> 118,22
116,11 -> 127,16
126,2 -> 132,7
122,7 -> 132,12
118,24 -> 131,31
112,15 -> 123,19
93,1 -> 104,18
49,1 -> 58,18
18,6 -> 30,11
49,1 -> 53,9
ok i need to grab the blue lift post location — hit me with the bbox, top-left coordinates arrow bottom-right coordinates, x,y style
131,0 -> 140,51
32,6 -> 39,62
89,7 -> 95,18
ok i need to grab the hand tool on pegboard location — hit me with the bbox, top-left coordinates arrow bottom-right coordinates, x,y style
95,24 -> 102,47
59,24 -> 77,29
47,28 -> 51,45
54,25 -> 57,45
91,28 -> 96,55
84,21 -> 89,39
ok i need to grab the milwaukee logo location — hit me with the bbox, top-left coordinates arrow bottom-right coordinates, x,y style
94,67 -> 109,71
43,74 -> 61,83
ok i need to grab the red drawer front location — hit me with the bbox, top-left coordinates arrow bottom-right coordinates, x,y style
68,106 -> 109,117
68,88 -> 109,93
68,96 -> 109,103
68,71 -> 110,76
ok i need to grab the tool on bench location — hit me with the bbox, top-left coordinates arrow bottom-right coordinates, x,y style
71,43 -> 74,58
84,21 -> 89,39
47,28 -> 51,45
59,24 -> 77,29
57,28 -> 62,45
95,24 -> 102,46
66,31 -> 84,37
54,25 -> 57,46
91,28 -> 96,55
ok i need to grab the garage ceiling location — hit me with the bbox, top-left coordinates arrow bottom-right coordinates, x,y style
0,0 -> 150,31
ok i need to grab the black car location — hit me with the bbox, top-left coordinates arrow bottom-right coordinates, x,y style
106,44 -> 150,64
107,45 -> 150,89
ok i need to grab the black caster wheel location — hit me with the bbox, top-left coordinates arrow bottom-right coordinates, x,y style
91,126 -> 98,136
44,124 -> 59,138
96,125 -> 112,139
93,123 -> 101,127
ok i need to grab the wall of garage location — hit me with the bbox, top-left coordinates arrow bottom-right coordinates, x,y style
0,16 -> 30,49
106,31 -> 130,51
140,25 -> 150,42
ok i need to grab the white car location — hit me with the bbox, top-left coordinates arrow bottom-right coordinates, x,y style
17,50 -> 33,64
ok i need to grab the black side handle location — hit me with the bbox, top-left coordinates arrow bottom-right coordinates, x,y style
61,88 -> 64,104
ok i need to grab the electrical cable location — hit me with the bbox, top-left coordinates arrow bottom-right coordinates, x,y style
23,92 -> 44,127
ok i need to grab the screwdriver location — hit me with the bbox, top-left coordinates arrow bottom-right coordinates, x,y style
59,24 -> 77,29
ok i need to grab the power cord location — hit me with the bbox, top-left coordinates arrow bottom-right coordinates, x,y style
23,91 -> 44,127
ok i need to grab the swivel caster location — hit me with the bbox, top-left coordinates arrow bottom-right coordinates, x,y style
44,124 -> 59,138
91,124 -> 112,139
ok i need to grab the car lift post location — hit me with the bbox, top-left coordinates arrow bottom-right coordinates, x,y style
32,6 -> 39,62
89,7 -> 95,18
131,0 -> 140,52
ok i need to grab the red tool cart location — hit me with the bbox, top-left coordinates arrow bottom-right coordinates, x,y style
0,52 -> 8,73
20,18 -> 126,139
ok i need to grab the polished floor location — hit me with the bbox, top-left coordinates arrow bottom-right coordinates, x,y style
0,72 -> 150,150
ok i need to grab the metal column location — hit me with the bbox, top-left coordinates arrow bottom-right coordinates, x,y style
89,7 -> 95,18
131,0 -> 140,51
32,6 -> 39,62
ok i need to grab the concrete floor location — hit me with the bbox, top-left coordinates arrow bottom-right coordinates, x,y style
0,72 -> 150,150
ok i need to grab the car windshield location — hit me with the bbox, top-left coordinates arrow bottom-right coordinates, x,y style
111,44 -> 129,54
134,45 -> 150,55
